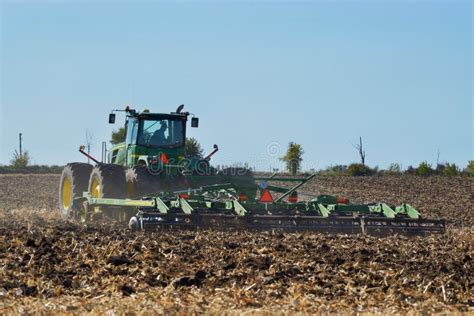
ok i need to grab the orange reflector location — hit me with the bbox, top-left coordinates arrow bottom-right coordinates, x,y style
259,189 -> 273,203
337,196 -> 348,204
179,194 -> 189,200
160,153 -> 169,165
288,192 -> 298,203
238,194 -> 247,202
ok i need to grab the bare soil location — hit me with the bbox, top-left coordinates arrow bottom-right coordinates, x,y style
0,174 -> 472,314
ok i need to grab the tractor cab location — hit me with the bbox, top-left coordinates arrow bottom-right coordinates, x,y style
108,105 -> 198,170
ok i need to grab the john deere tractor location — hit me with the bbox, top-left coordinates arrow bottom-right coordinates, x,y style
59,105 -> 445,235
59,105 -> 253,221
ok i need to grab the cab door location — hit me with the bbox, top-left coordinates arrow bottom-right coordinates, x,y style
125,118 -> 139,166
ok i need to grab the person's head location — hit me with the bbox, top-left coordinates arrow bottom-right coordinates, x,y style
160,121 -> 168,131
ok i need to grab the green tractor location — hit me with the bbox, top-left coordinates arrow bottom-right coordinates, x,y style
59,105 -> 253,221
59,105 -> 445,235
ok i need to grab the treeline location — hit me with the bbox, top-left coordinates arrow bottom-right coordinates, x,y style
313,161 -> 474,177
277,141 -> 473,177
0,162 -> 472,176
0,165 -> 64,174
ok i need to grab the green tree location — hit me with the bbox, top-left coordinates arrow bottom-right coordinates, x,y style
10,150 -> 30,168
387,163 -> 402,174
280,142 -> 304,175
466,160 -> 474,177
416,161 -> 433,176
347,163 -> 374,176
444,163 -> 459,176
185,137 -> 204,158
111,127 -> 126,145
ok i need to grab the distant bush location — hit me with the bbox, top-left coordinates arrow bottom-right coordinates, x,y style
347,163 -> 374,176
386,163 -> 402,174
416,161 -> 433,176
435,164 -> 445,174
464,160 -> 474,177
0,165 -> 63,174
319,165 -> 348,176
10,150 -> 31,168
443,163 -> 459,176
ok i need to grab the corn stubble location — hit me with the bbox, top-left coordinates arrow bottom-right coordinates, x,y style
0,174 -> 472,314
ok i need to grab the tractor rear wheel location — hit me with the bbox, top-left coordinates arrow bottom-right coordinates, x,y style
126,165 -> 163,198
59,163 -> 93,220
88,164 -> 129,221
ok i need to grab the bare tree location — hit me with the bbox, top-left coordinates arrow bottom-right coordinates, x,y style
353,136 -> 366,165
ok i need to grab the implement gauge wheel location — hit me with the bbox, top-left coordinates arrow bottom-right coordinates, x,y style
59,163 -> 93,221
88,164 -> 128,221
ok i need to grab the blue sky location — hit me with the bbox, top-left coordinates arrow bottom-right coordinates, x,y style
1,1 -> 472,171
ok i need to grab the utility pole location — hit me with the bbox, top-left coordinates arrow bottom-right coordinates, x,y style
85,130 -> 93,164
436,148 -> 440,167
19,133 -> 23,156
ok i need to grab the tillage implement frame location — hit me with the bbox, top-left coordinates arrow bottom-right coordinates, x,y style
77,173 -> 445,236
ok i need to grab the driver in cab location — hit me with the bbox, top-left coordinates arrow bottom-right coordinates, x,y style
150,121 -> 168,146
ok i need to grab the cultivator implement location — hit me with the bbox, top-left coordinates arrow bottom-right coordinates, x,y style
77,174 -> 445,236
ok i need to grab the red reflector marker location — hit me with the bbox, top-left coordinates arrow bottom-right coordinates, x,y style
259,189 -> 273,203
238,194 -> 247,202
337,196 -> 348,204
160,153 -> 169,165
288,192 -> 298,203
179,194 -> 189,200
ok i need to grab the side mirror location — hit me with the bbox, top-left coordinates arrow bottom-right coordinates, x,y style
191,117 -> 199,128
109,113 -> 116,124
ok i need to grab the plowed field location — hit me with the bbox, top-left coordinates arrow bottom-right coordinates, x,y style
0,174 -> 472,314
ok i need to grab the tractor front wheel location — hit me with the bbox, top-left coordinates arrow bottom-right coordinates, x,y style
88,164 -> 129,221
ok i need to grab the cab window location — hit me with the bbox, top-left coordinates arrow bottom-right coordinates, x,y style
138,119 -> 184,148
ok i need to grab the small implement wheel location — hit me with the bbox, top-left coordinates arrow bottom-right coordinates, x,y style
59,163 -> 93,221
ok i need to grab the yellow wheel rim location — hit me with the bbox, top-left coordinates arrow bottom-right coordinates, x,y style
91,177 -> 101,213
62,177 -> 72,210
91,177 -> 101,198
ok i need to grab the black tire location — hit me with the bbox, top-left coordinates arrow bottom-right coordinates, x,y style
88,164 -> 127,198
125,165 -> 163,198
59,163 -> 93,220
88,164 -> 128,221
